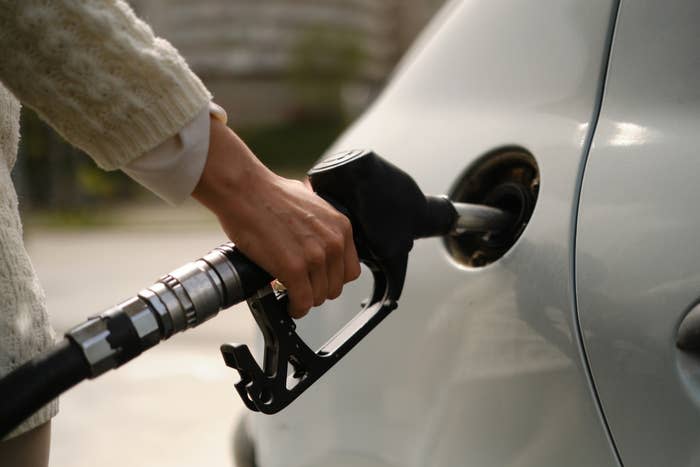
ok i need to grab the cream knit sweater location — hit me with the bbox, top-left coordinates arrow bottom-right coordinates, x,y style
0,1 -> 211,437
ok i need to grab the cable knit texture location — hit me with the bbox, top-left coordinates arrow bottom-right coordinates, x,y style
0,1 -> 211,438
0,0 -> 211,170
0,86 -> 57,440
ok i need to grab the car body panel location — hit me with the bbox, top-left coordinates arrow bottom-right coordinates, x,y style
252,1 -> 620,465
576,1 -> 700,465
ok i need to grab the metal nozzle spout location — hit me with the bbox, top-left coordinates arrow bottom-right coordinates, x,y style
450,202 -> 514,235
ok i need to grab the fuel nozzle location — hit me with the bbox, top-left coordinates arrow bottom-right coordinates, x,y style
222,150 -> 523,414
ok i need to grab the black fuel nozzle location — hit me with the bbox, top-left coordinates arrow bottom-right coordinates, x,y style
222,149 -> 514,414
308,149 -> 458,299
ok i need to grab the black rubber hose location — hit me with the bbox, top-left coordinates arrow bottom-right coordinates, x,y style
0,339 -> 90,439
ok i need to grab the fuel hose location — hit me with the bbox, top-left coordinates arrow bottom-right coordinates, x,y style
0,244 -> 269,439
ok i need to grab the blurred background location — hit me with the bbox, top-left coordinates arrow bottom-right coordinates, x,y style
12,1 -> 445,466
14,0 -> 445,215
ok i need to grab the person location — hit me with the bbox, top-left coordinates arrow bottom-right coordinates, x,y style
0,1 -> 361,465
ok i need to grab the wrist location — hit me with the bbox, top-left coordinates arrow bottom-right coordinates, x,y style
192,117 -> 275,217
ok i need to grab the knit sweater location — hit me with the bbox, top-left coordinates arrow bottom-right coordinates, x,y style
0,1 -> 211,438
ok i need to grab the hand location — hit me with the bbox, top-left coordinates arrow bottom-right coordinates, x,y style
193,117 -> 361,318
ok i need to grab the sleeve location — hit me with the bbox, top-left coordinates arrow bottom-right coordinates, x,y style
122,102 -> 228,205
0,0 -> 212,170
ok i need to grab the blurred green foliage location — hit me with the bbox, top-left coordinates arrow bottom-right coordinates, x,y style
238,116 -> 345,175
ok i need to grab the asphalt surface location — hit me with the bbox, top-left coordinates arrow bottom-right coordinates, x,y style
25,205 -> 255,467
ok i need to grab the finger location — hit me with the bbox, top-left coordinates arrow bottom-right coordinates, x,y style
307,245 -> 329,307
283,265 -> 314,319
342,222 -> 361,282
326,231 -> 345,300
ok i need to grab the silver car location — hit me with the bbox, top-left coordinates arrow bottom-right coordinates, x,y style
240,0 -> 700,465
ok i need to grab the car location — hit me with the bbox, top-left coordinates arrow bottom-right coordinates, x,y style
236,0 -> 700,465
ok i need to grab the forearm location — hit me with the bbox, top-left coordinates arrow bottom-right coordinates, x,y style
0,0 -> 210,170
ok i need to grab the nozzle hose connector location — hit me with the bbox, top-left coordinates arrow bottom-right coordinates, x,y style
67,243 -> 264,378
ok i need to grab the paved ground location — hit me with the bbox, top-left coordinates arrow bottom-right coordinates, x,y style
25,203 -> 255,467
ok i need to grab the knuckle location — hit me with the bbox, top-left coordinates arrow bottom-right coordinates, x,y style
326,233 -> 344,256
285,257 -> 306,277
337,214 -> 353,235
305,244 -> 326,266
